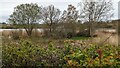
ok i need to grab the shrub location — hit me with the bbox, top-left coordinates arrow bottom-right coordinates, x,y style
2,38 -> 120,67
2,40 -> 64,66
76,30 -> 90,37
2,40 -> 39,66
11,30 -> 20,40
66,32 -> 73,39
62,42 -> 120,67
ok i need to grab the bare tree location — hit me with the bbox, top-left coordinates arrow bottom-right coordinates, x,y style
60,4 -> 79,38
41,5 -> 60,37
79,0 -> 114,36
8,3 -> 41,37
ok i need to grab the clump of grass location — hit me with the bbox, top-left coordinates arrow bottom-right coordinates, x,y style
69,37 -> 90,40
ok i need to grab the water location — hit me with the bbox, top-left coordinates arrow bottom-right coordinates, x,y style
0,29 -> 43,32
96,28 -> 116,33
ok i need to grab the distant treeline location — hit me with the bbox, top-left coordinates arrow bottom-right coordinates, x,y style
0,24 -> 44,29
0,20 -> 118,29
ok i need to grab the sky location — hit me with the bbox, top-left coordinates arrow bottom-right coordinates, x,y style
0,0 -> 120,23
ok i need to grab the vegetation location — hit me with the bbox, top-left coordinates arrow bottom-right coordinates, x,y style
41,5 -> 60,38
2,37 -> 120,67
6,0 -> 114,38
79,0 -> 113,37
1,0 -> 119,67
69,37 -> 90,40
8,3 -> 41,37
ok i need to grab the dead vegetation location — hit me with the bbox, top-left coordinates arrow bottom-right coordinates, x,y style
92,31 -> 118,46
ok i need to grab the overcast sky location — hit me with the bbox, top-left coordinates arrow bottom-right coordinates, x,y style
0,0 -> 120,23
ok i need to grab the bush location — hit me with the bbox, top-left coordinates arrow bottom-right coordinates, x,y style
66,32 -> 73,39
2,38 -> 120,67
3,40 -> 38,66
63,43 -> 120,67
11,30 -> 20,40
2,40 -> 64,66
76,30 -> 90,37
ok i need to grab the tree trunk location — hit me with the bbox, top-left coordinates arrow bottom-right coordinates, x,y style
25,28 -> 33,37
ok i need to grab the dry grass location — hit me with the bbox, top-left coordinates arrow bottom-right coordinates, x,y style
92,31 -> 118,45
1,29 -> 44,37
1,29 -> 118,46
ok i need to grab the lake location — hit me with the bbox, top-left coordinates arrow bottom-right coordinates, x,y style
0,29 -> 44,32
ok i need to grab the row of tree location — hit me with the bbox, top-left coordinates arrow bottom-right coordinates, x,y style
8,0 -> 113,38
